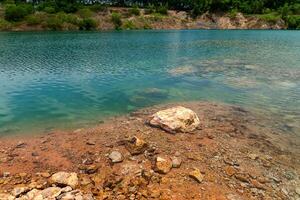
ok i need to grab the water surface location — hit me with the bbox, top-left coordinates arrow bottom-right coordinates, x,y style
0,30 -> 299,135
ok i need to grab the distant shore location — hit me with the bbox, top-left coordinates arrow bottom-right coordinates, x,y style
0,7 -> 287,32
0,101 -> 299,199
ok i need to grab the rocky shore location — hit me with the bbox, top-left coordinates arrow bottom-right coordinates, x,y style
0,102 -> 299,199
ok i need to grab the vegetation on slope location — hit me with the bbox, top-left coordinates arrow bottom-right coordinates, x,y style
0,0 -> 299,30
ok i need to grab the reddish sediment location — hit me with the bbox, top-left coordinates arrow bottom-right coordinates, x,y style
0,102 -> 299,199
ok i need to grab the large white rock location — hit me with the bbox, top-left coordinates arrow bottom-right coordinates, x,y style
150,106 -> 200,133
50,172 -> 78,189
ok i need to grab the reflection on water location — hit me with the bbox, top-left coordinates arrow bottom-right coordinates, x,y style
0,30 -> 299,135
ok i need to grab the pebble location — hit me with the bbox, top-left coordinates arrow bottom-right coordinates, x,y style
171,157 -> 182,168
108,151 -> 123,163
189,168 -> 204,183
154,156 -> 172,174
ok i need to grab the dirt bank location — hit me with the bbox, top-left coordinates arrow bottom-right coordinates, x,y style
0,101 -> 299,199
0,7 -> 286,31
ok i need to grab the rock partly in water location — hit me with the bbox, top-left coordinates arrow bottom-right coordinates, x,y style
149,106 -> 200,133
125,136 -> 148,155
154,156 -> 172,174
108,151 -> 124,163
50,172 -> 78,189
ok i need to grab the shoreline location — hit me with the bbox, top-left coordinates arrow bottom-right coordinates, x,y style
0,101 -> 299,199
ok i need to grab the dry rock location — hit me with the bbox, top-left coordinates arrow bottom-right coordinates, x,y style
51,172 -> 78,189
171,157 -> 182,168
125,136 -> 148,155
189,168 -> 204,183
149,106 -> 200,133
154,156 -> 172,174
108,151 -> 123,163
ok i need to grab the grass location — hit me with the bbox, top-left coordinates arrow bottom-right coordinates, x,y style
255,12 -> 281,24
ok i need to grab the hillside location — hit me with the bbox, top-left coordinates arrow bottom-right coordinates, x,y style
0,6 -> 288,31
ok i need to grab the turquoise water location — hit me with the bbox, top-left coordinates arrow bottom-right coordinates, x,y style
0,30 -> 299,135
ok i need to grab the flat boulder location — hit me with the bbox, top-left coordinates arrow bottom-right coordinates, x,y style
50,172 -> 78,189
150,106 -> 200,133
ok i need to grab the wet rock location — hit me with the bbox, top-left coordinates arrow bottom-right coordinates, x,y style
154,156 -> 172,174
108,151 -> 123,163
50,172 -> 78,189
189,168 -> 204,183
171,157 -> 182,168
150,106 -> 200,133
11,186 -> 29,197
125,136 -> 148,155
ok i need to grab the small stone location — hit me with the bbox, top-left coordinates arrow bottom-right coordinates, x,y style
250,179 -> 265,190
189,168 -> 204,183
32,152 -> 39,157
0,193 -> 15,200
171,157 -> 182,168
224,166 -> 236,177
154,156 -> 172,174
38,172 -> 51,178
3,172 -> 10,177
125,136 -> 148,155
79,165 -> 98,174
235,173 -> 249,183
51,172 -> 78,189
40,187 -> 62,199
11,187 -> 29,197
16,141 -> 27,148
248,154 -> 259,160
86,140 -> 96,145
108,151 -> 123,163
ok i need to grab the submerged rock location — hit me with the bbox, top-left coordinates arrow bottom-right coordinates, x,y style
154,156 -> 172,174
150,106 -> 200,133
50,172 -> 78,189
125,136 -> 148,155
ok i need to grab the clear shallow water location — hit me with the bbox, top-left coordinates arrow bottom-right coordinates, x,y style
0,30 -> 299,135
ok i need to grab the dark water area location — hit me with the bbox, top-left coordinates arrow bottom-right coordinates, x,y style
0,30 -> 299,135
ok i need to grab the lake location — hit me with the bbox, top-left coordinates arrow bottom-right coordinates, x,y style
0,30 -> 299,135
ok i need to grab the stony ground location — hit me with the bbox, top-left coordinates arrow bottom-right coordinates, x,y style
0,101 -> 299,200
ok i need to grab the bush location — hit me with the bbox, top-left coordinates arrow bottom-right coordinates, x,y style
46,16 -> 63,30
229,9 -> 238,18
144,4 -> 155,15
111,12 -> 122,30
259,13 -> 280,24
156,5 -> 168,15
286,15 -> 300,29
79,18 -> 97,30
0,19 -> 11,30
57,12 -> 79,25
129,5 -> 140,16
43,6 -> 56,14
5,4 -> 33,21
90,4 -> 107,12
123,20 -> 137,29
77,8 -> 93,18
26,14 -> 43,25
